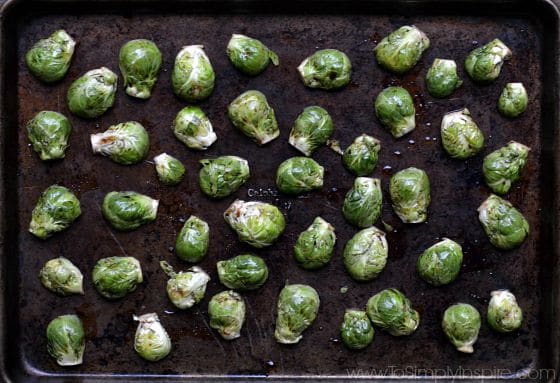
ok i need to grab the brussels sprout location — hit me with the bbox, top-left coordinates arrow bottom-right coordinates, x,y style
133,313 -> 171,362
160,261 -> 210,309
374,86 -> 416,138
91,121 -> 150,165
342,177 -> 382,228
217,254 -> 269,290
297,49 -> 351,90
198,156 -> 250,199
29,185 -> 81,239
119,39 -> 162,99
465,39 -> 512,83
224,200 -> 285,248
342,135 -> 381,176
373,25 -> 430,74
172,45 -> 215,102
293,217 -> 336,270
498,83 -> 528,118
92,256 -> 143,299
26,111 -> 71,161
154,153 -> 185,186
227,34 -> 279,75
276,157 -> 324,195
102,191 -> 158,231
366,288 -> 419,336
275,284 -> 320,344
228,90 -> 279,145
417,238 -> 463,286
442,303 -> 481,353
26,30 -> 75,83
425,59 -> 462,98
487,289 -> 523,333
46,315 -> 85,366
477,194 -> 529,250
67,67 -> 117,118
172,106 -> 217,150
389,167 -> 430,223
340,309 -> 374,350
208,290 -> 246,340
39,257 -> 84,296
343,226 -> 388,281
289,106 -> 333,156
440,108 -> 484,159
175,215 -> 209,263
483,141 -> 530,195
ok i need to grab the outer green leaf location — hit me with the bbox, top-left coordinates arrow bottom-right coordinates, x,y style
343,226 -> 388,281
425,58 -> 462,98
465,39 -> 511,83
366,288 -> 419,336
293,217 -> 336,270
92,256 -> 143,299
208,290 -> 246,340
119,39 -> 162,99
46,314 -> 85,366
297,49 -> 351,90
217,254 -> 269,291
442,303 -> 481,353
274,284 -> 320,344
342,134 -> 381,176
440,108 -> 484,159
482,141 -> 530,195
342,177 -> 382,228
227,34 -> 279,75
373,25 -> 429,74
29,185 -> 81,239
228,90 -> 279,145
102,191 -> 158,231
417,238 -> 463,286
289,106 -> 333,156
374,86 -> 415,138
340,309 -> 374,350
154,153 -> 186,186
389,167 -> 430,223
175,215 -> 209,263
91,121 -> 150,165
498,83 -> 528,118
276,157 -> 324,195
26,111 -> 71,161
26,30 -> 75,83
67,67 -> 117,118
198,156 -> 250,199
172,45 -> 215,102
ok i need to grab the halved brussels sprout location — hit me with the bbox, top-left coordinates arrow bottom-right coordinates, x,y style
342,177 -> 382,228
498,83 -> 528,118
154,153 -> 186,186
160,261 -> 210,309
198,156 -> 250,199
227,34 -> 279,75
228,90 -> 279,145
102,191 -> 158,231
92,256 -> 143,299
342,134 -> 380,176
374,86 -> 416,138
208,290 -> 246,340
39,257 -> 84,296
276,157 -> 324,195
340,309 -> 374,350
440,108 -> 484,159
343,226 -> 388,281
366,288 -> 419,336
275,283 -> 320,344
289,106 -> 333,156
46,314 -> 84,366
224,200 -> 285,248
26,111 -> 71,161
175,215 -> 209,263
465,39 -> 511,83
389,167 -> 430,223
26,30 -> 75,83
217,254 -> 269,290
478,194 -> 529,250
173,106 -> 217,150
483,141 -> 530,195
374,25 -> 429,74
487,289 -> 523,333
425,59 -> 462,98
67,67 -> 117,118
91,121 -> 150,165
293,217 -> 336,270
133,313 -> 171,361
297,49 -> 351,90
417,238 -> 463,286
29,185 -> 81,239
119,39 -> 162,99
442,303 -> 481,353
172,45 -> 215,102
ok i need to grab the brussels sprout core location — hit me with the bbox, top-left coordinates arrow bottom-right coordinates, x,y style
342,177 -> 382,228
217,254 -> 269,290
478,194 -> 529,250
29,185 -> 81,239
389,167 -> 431,223
276,157 -> 324,195
102,191 -> 158,231
227,34 -> 279,75
374,25 -> 430,74
173,106 -> 217,150
293,217 -> 336,270
342,135 -> 381,176
198,156 -> 250,199
297,49 -> 352,90
425,58 -> 462,98
343,226 -> 388,281
482,141 -> 530,195
465,39 -> 511,83
26,30 -> 75,83
366,288 -> 419,336
440,108 -> 484,159
119,39 -> 162,99
275,284 -> 320,344
289,106 -> 333,156
442,303 -> 481,353
133,313 -> 171,361
374,86 -> 416,138
487,289 -> 523,332
208,290 -> 246,340
26,111 -> 72,161
228,90 -> 279,145
46,314 -> 85,366
67,67 -> 117,118
160,261 -> 210,309
498,83 -> 528,118
91,121 -> 150,165
172,45 -> 215,102
39,257 -> 84,296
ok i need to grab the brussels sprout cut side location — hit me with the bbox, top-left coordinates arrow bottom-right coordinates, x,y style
297,49 -> 352,90
133,313 -> 171,361
344,226 -> 388,281
208,290 -> 246,340
293,217 -> 336,270
442,303 -> 481,353
498,83 -> 528,118
374,25 -> 430,74
440,108 -> 484,159
342,177 -> 382,228
102,191 -> 158,231
29,185 -> 81,240
478,194 -> 529,250
172,45 -> 215,102
199,156 -> 250,199
389,167 -> 430,223
175,215 -> 210,263
39,257 -> 84,296
366,288 -> 419,336
275,284 -> 320,344
289,106 -> 333,156
425,59 -> 462,98
91,121 -> 150,165
119,39 -> 162,99
228,90 -> 279,145
487,290 -> 523,333
340,309 -> 375,350
227,34 -> 279,75
26,29 -> 75,83
217,254 -> 269,291
26,111 -> 72,161
483,141 -> 530,195
154,153 -> 186,186
46,314 -> 85,366
276,157 -> 324,195
67,67 -> 118,118
465,39 -> 511,83
374,86 -> 416,138
417,238 -> 463,286
160,261 -> 210,309
342,134 -> 381,176
173,106 -> 217,150
92,256 -> 143,299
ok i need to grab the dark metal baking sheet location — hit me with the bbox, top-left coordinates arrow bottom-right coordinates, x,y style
1,0 -> 559,381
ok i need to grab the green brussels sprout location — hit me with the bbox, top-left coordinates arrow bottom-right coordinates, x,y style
366,288 -> 419,336
289,106 -> 333,156
224,200 -> 285,248
67,67 -> 117,118
293,217 -> 336,270
487,289 -> 523,333
46,314 -> 85,366
91,121 -> 150,165
160,261 -> 210,309
373,25 -> 430,74
208,290 -> 246,340
171,45 -> 215,102
26,111 -> 71,161
226,34 -> 279,76
175,215 -> 209,263
275,284 -> 320,344
92,256 -> 143,299
154,153 -> 186,186
417,238 -> 463,286
228,90 -> 279,145
26,30 -> 75,83
172,106 -> 217,150
389,167 -> 431,223
498,83 -> 528,118
102,191 -> 158,231
483,141 -> 530,195
425,58 -> 462,98
133,313 -> 171,362
198,156 -> 250,199
119,39 -> 162,99
465,39 -> 512,83
342,134 -> 381,176
340,309 -> 374,350
297,49 -> 352,90
342,177 -> 382,228
442,303 -> 481,353
477,194 -> 529,250
29,185 -> 81,239
441,108 -> 484,159
374,86 -> 416,138
217,254 -> 269,291
276,157 -> 324,195
39,257 -> 84,296
343,226 -> 388,281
